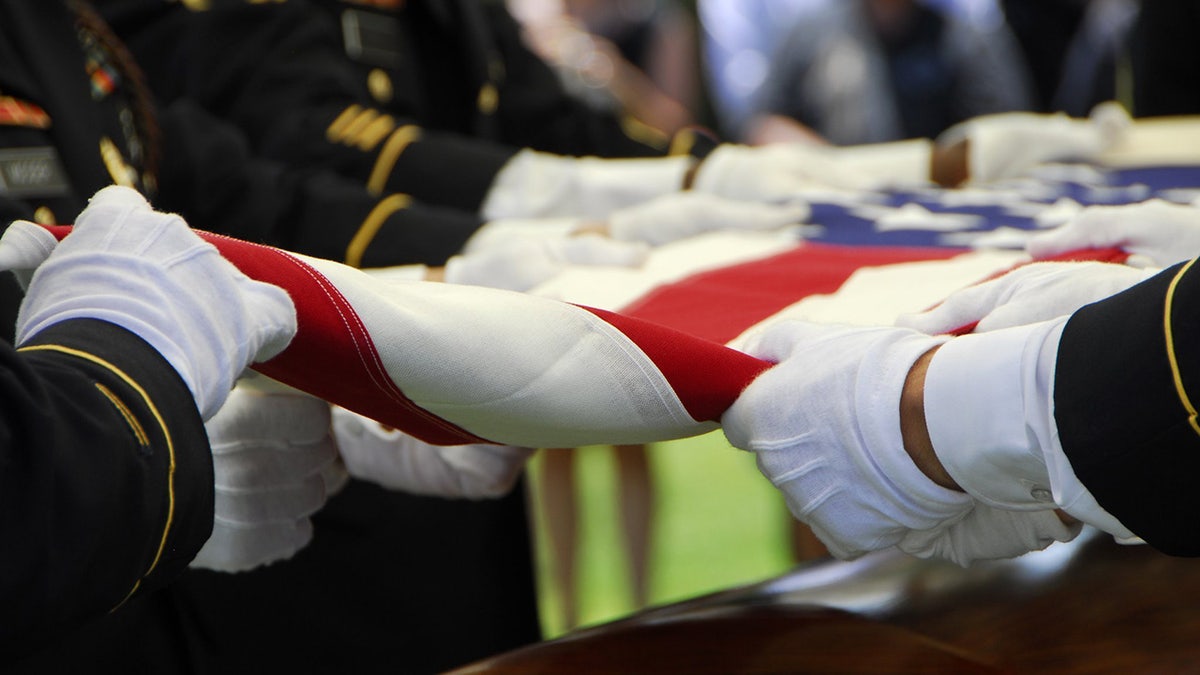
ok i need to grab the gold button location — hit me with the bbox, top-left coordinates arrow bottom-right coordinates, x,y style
368,69 -> 394,104
477,83 -> 499,115
33,206 -> 57,225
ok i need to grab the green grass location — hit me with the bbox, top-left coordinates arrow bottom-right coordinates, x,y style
526,431 -> 797,638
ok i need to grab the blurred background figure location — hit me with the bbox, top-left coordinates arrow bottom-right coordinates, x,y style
999,0 -> 1140,117
1128,0 -> 1199,117
508,0 -> 701,137
696,0 -> 1013,142
743,0 -> 1035,146
696,0 -> 831,141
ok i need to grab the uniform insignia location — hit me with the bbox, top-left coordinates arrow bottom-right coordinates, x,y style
77,26 -> 123,100
0,96 -> 51,129
86,56 -> 121,99
100,137 -> 138,188
341,7 -> 403,67
0,147 -> 71,198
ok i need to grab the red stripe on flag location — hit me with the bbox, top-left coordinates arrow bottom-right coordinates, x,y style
577,306 -> 772,423
621,242 -> 965,345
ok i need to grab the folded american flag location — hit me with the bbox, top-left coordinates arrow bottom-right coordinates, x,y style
39,225 -> 769,448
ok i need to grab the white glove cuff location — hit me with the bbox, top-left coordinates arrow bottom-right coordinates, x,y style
461,217 -> 584,255
925,320 -> 1067,509
481,149 -> 690,221
858,332 -> 970,518
441,256 -> 470,286
831,139 -> 933,189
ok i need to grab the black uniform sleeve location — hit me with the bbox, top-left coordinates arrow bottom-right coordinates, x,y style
156,99 -> 483,267
1054,260 -> 1200,556
0,319 -> 212,656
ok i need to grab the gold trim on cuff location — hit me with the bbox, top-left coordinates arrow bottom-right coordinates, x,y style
346,193 -> 411,268
18,343 -> 178,608
367,125 -> 421,196
1163,258 -> 1200,436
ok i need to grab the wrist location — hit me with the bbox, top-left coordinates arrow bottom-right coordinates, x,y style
681,157 -> 701,190
930,139 -> 970,188
900,345 -> 961,491
570,221 -> 611,238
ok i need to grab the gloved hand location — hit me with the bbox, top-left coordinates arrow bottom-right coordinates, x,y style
481,149 -> 692,220
190,380 -> 338,572
938,101 -> 1131,184
0,218 -> 58,289
691,143 -> 877,200
898,505 -> 1081,567
691,139 -> 934,200
9,186 -> 296,419
1027,199 -> 1200,268
897,261 -> 1154,335
443,234 -> 648,291
332,407 -> 533,499
722,321 -> 971,560
606,191 -> 809,246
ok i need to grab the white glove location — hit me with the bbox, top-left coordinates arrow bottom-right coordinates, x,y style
332,407 -> 532,499
898,505 -> 1081,567
481,149 -> 692,220
1027,199 -> 1200,268
0,218 -> 58,290
940,101 -> 1131,184
607,192 -> 809,246
190,381 -> 337,573
8,186 -> 296,419
443,235 -> 648,291
722,321 -> 971,560
897,261 -> 1154,335
691,139 -> 934,200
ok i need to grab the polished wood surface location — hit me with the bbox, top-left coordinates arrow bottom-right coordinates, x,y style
451,529 -> 1200,673
452,605 -> 1001,674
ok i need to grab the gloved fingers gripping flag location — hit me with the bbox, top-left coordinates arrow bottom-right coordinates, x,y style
10,223 -> 770,448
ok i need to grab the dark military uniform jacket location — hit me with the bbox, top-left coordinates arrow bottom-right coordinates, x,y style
0,1 -> 211,657
99,0 -> 694,216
